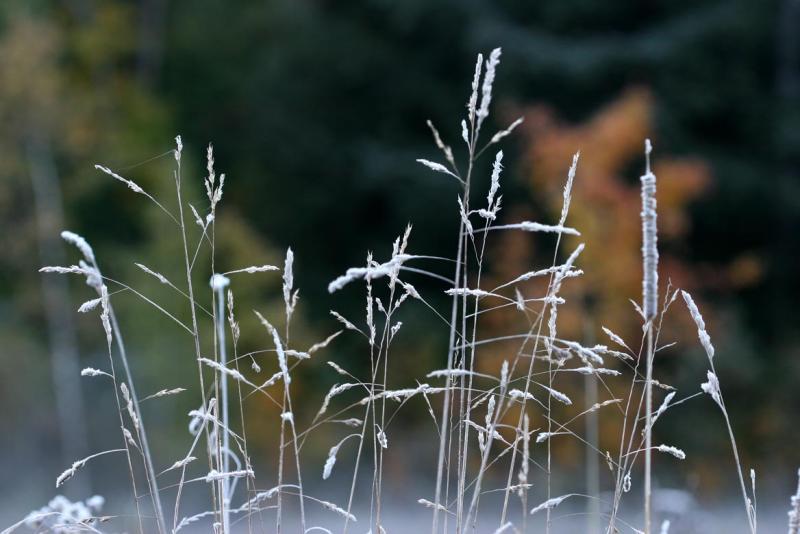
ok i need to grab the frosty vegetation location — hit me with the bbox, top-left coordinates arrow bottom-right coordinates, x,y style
6,47 -> 799,534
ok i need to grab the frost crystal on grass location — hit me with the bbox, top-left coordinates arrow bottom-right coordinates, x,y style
204,469 -> 254,482
656,444 -> 686,460
445,287 -> 492,298
80,367 -> 110,378
559,152 -> 579,226
120,382 -> 139,430
536,432 -> 568,444
61,231 -> 96,265
377,427 -> 388,449
327,255 -> 411,294
493,221 -> 580,235
283,247 -> 298,320
77,297 -> 102,313
200,358 -> 246,384
490,117 -> 524,145
163,456 -> 196,473
602,326 -> 630,351
486,150 -> 503,211
649,391 -> 677,429
426,120 -> 455,167
318,383 -> 358,417
209,273 -> 230,291
539,384 -> 572,406
467,53 -> 483,123
701,370 -> 722,407
224,264 -> 280,275
95,165 -> 144,194
174,135 -> 182,161
319,499 -> 357,522
476,48 -> 501,128
136,262 -> 171,285
682,290 -> 715,360
530,494 -> 575,515
455,197 -> 473,237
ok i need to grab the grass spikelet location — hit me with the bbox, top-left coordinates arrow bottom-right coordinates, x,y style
681,290 -> 715,360
701,370 -> 722,407
319,499 -> 357,522
162,456 -> 196,474
204,469 -> 254,482
559,152 -> 579,226
318,383 -> 358,417
425,120 -> 455,168
95,164 -> 142,194
77,297 -> 102,313
142,388 -> 186,401
329,310 -> 363,335
60,230 -> 96,264
80,367 -> 111,378
530,494 -> 576,515
99,285 -> 113,347
135,262 -> 171,285
283,247 -> 297,320
467,52 -> 483,122
322,434 -> 359,481
457,196 -> 474,236
326,360 -> 351,376
650,391 -> 677,429
489,117 -> 524,145
55,449 -> 124,488
602,326 -> 631,351
416,159 -> 461,182
306,330 -> 342,355
476,47 -> 501,127
418,499 -> 450,514
120,382 -> 139,430
656,444 -> 686,460
222,265 -> 281,275
538,384 -> 573,406
200,357 -> 246,384
536,432 -> 569,444
486,150 -> 503,211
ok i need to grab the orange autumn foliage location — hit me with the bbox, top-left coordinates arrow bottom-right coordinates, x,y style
474,89 -> 721,462
498,88 -> 711,345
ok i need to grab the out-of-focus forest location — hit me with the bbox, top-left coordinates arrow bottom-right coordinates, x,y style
1,0 -> 799,519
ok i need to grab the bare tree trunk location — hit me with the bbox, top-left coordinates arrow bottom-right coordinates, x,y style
777,0 -> 800,101
27,132 -> 91,496
137,0 -> 168,87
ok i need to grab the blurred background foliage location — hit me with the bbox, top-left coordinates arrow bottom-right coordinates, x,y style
1,0 -> 799,516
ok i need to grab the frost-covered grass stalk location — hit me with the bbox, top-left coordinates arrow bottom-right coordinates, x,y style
44,231 -> 166,534
641,139 -> 658,534
211,273 -> 231,533
681,290 -> 756,534
20,47 -> 782,534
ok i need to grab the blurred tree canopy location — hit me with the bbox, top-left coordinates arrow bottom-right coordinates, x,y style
1,0 -> 798,503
